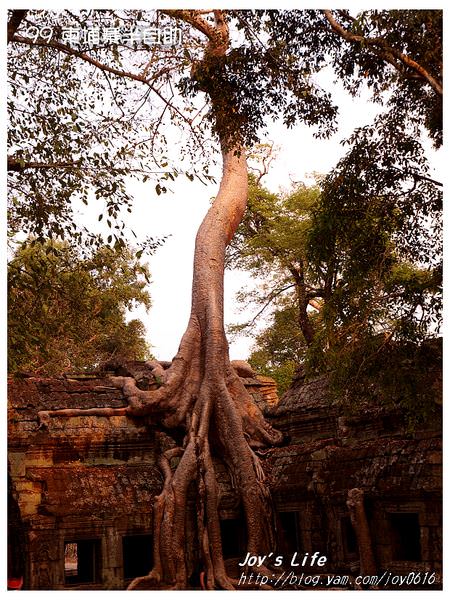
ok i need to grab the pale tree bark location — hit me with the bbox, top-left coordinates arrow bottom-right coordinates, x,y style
37,10 -> 283,590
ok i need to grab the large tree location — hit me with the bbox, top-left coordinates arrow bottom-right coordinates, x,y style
8,8 -> 442,589
9,8 -> 333,589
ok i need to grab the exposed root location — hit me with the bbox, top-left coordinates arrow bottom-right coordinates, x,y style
37,406 -> 128,429
37,347 -> 284,590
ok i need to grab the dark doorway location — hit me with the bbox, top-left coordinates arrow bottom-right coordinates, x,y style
389,513 -> 421,561
122,534 -> 153,580
341,516 -> 358,556
278,511 -> 301,554
64,540 -> 101,585
220,517 -> 247,559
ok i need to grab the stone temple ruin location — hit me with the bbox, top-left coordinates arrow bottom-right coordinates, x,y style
8,360 -> 442,590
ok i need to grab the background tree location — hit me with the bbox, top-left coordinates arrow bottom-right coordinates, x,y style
227,175 -> 323,345
246,303 -> 306,396
305,115 -> 442,422
227,10 -> 442,413
228,124 -> 442,416
226,175 -> 324,393
8,241 -> 151,375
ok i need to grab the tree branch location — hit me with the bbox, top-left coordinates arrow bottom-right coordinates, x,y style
236,283 -> 296,332
394,167 -> 443,187
162,9 -> 229,56
161,10 -> 217,42
11,34 -> 194,129
308,298 -> 322,311
8,10 -> 27,43
7,156 -> 80,172
323,10 -> 442,96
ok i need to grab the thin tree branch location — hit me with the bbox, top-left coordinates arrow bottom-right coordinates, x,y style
323,10 -> 442,96
239,283 -> 296,330
11,34 -> 195,129
394,168 -> 443,187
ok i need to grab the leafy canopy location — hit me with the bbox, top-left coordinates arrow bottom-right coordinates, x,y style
247,303 -> 308,396
8,241 -> 152,375
8,9 -> 441,249
8,9 -> 344,248
308,114 -> 442,347
227,174 -> 323,392
227,173 -> 321,335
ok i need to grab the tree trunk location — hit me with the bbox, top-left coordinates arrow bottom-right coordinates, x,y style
288,264 -> 316,345
125,141 -> 283,590
38,118 -> 283,593
125,142 -> 280,589
347,488 -> 377,577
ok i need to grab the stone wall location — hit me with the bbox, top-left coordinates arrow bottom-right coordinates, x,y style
8,366 -> 442,590
8,368 -> 278,590
264,372 -> 442,588
8,375 -> 161,589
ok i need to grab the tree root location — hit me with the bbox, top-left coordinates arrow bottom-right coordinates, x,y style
37,348 -> 284,590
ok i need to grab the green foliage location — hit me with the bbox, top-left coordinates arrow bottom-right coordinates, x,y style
8,9 -> 441,248
180,34 -> 338,147
7,9 -> 210,248
227,175 -> 322,392
259,9 -> 442,146
329,9 -> 443,147
308,115 -> 442,345
230,129 -> 441,418
228,174 -> 320,272
297,10 -> 442,422
227,174 -> 321,320
309,335 -> 442,428
8,240 -> 152,375
303,110 -> 442,423
247,304 -> 306,396
227,174 -> 322,330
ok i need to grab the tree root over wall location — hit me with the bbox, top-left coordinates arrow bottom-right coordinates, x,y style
37,9 -> 285,589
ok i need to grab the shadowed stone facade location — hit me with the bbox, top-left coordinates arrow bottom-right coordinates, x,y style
8,365 -> 441,590
265,372 -> 442,588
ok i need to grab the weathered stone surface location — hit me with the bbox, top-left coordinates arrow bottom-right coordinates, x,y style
8,364 -> 442,590
230,359 -> 255,378
27,465 -> 161,517
263,370 -> 442,589
8,367 -> 281,590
